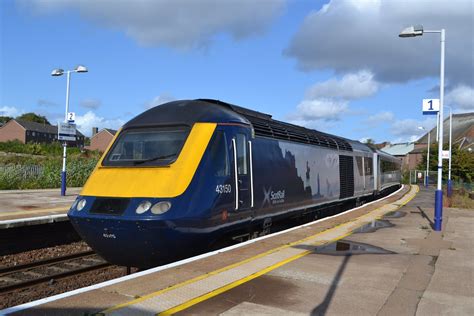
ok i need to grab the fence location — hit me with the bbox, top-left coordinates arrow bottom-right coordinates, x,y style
0,164 -> 44,178
407,169 -> 472,191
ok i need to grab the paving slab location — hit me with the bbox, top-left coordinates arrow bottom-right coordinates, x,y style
0,188 -> 80,225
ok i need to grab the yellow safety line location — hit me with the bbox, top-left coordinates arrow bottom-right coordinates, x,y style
0,206 -> 69,218
102,185 -> 417,315
158,231 -> 353,316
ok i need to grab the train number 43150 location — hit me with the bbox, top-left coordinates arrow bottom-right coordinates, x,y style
216,184 -> 232,194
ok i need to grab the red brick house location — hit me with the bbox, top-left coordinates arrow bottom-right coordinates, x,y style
88,128 -> 117,152
0,119 -> 85,147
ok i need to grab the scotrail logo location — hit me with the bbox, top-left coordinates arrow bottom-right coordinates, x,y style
262,187 -> 286,207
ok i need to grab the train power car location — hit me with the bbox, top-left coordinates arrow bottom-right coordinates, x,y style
68,99 -> 401,268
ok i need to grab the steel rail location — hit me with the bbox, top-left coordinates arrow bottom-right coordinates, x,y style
0,251 -> 112,293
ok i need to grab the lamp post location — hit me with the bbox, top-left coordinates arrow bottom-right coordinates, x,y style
51,65 -> 88,196
418,126 -> 430,187
445,105 -> 453,197
399,25 -> 445,231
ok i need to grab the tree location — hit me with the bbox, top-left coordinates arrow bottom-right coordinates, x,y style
416,144 -> 474,183
362,138 -> 378,150
0,116 -> 12,124
16,113 -> 51,125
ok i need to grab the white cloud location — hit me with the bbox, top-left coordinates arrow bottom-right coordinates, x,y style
0,106 -> 22,117
446,85 -> 474,111
22,0 -> 285,49
145,94 -> 176,109
365,111 -> 394,126
306,71 -> 378,100
285,0 -> 474,86
80,99 -> 102,109
291,99 -> 348,122
289,70 -> 378,126
75,111 -> 125,136
390,117 -> 437,143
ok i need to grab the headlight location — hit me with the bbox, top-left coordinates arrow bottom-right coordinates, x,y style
136,200 -> 152,214
70,199 -> 79,211
151,201 -> 171,215
77,199 -> 87,211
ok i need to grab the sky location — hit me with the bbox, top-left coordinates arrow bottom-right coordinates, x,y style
1,0 -> 473,143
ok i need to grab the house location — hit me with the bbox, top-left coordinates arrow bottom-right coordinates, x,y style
0,119 -> 85,147
88,128 -> 117,152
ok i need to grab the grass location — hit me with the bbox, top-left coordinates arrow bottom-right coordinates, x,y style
444,190 -> 474,209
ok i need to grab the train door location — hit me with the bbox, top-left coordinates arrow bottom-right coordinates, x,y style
231,129 -> 254,212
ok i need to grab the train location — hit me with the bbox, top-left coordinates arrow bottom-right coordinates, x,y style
68,99 -> 401,268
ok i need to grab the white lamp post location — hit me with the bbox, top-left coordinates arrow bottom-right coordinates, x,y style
399,25 -> 445,231
418,126 -> 430,187
444,105 -> 453,196
51,65 -> 88,196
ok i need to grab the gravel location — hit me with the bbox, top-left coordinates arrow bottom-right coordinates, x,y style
0,242 -> 91,269
0,242 -> 139,310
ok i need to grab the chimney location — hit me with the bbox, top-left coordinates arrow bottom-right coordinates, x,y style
92,127 -> 98,136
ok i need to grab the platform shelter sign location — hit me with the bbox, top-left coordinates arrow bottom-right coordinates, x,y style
422,99 -> 440,115
58,122 -> 76,141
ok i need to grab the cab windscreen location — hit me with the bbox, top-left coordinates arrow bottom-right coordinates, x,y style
102,126 -> 189,166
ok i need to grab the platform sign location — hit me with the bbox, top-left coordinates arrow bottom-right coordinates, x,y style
422,99 -> 439,115
442,150 -> 450,160
67,112 -> 75,123
58,122 -> 76,141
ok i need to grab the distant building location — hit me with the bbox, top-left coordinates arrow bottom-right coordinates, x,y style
0,119 -> 85,147
381,112 -> 474,170
88,128 -> 117,152
417,112 -> 473,150
381,142 -> 427,170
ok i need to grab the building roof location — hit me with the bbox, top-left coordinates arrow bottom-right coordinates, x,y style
103,128 -> 117,135
416,112 -> 474,145
380,143 -> 415,156
14,119 -> 84,136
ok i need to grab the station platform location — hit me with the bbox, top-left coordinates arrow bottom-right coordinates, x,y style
0,188 -> 80,228
3,185 -> 473,315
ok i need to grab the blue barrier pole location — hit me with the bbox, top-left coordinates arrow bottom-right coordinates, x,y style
447,179 -> 453,197
434,189 -> 443,230
61,170 -> 66,196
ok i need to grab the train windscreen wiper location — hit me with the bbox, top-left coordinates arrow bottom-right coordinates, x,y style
133,153 -> 177,165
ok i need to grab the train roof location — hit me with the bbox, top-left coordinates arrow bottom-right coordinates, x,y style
123,100 -> 250,129
125,99 -> 385,153
198,99 -> 354,152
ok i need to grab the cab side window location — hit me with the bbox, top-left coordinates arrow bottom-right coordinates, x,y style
364,157 -> 373,175
209,131 -> 230,177
236,133 -> 248,175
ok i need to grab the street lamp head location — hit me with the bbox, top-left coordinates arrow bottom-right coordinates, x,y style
418,126 -> 425,130
51,68 -> 64,76
399,25 -> 423,37
75,65 -> 88,73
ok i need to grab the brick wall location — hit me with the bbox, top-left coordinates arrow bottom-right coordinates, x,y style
0,120 -> 26,143
90,130 -> 114,152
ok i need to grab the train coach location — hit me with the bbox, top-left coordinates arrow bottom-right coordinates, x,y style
68,99 -> 401,268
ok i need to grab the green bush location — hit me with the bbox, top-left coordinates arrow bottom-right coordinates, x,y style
0,140 -> 87,156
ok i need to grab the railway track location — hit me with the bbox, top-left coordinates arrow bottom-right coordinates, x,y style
0,250 -> 112,293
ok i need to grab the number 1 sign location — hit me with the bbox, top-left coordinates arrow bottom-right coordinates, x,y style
422,99 -> 440,115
